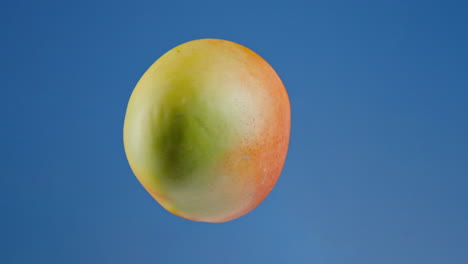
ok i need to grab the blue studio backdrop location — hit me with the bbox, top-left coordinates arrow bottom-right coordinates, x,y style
2,1 -> 468,263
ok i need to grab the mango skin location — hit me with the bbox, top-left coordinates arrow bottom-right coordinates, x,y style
123,39 -> 290,223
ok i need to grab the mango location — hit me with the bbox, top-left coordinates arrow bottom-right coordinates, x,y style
123,39 -> 290,223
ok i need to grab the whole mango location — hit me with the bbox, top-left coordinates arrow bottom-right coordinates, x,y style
123,39 -> 290,223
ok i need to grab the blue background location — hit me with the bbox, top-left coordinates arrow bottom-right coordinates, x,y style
2,0 -> 468,263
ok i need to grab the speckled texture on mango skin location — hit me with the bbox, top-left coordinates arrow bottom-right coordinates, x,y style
124,39 -> 290,223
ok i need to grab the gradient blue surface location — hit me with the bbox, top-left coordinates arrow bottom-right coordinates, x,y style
2,0 -> 468,263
